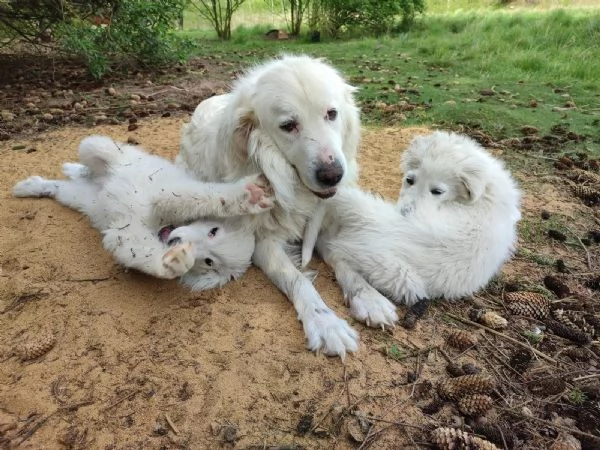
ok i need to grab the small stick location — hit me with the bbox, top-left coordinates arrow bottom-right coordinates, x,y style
444,313 -> 557,364
572,373 -> 600,382
363,415 -> 425,431
357,423 -> 393,450
67,276 -> 111,282
103,390 -> 139,412
165,413 -> 180,435
566,226 -> 592,270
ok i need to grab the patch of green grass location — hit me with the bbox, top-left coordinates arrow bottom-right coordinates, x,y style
567,388 -> 588,405
385,343 -> 407,362
183,8 -> 600,156
523,329 -> 544,345
517,247 -> 555,266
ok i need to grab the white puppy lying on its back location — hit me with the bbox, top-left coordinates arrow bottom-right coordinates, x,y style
308,131 -> 521,327
13,136 -> 274,290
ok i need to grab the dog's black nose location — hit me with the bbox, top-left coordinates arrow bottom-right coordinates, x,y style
315,160 -> 344,187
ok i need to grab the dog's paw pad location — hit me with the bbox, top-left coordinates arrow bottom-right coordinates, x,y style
244,176 -> 275,210
162,242 -> 195,278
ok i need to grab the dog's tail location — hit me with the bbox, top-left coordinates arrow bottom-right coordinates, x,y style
78,135 -> 125,178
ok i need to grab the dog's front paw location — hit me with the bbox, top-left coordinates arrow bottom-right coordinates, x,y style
13,176 -> 55,198
303,308 -> 359,359
348,287 -> 398,330
242,174 -> 275,212
162,242 -> 195,279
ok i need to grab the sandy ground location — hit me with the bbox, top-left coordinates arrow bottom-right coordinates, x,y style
0,119 -> 448,449
1,118 -> 598,450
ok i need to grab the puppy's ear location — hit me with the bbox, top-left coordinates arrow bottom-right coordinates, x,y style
231,107 -> 257,161
459,168 -> 486,203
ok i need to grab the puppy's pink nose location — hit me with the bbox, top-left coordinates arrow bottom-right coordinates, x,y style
316,160 -> 343,187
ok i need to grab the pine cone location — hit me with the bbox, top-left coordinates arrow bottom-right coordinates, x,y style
571,185 -> 600,206
563,310 -> 596,337
480,311 -> 508,329
544,275 -> 571,299
504,291 -> 550,319
438,374 -> 496,400
565,168 -> 600,185
447,330 -> 478,350
553,309 -> 595,337
471,423 -> 517,450
20,332 -> 56,361
462,363 -> 481,375
420,396 -> 445,415
457,394 -> 494,416
401,298 -> 429,329
446,362 -> 466,377
431,427 -> 500,450
545,319 -> 592,345
509,349 -> 533,374
564,347 -> 590,362
527,375 -> 566,396
550,434 -> 582,450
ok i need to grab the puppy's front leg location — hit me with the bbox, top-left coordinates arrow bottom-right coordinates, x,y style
253,237 -> 359,359
152,175 -> 274,224
316,234 -> 398,329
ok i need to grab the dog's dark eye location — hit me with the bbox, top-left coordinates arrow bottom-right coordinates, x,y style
431,188 -> 444,195
204,258 -> 213,267
326,109 -> 338,121
406,176 -> 415,186
209,227 -> 219,237
279,120 -> 298,133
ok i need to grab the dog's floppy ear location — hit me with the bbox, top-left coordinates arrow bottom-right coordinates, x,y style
231,107 -> 257,162
458,168 -> 486,203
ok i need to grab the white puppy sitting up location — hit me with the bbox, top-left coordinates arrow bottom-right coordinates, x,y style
307,131 -> 521,328
13,135 -> 274,290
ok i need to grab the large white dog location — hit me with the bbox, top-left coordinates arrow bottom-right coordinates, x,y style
170,55 -> 362,358
308,131 -> 522,327
13,136 -> 274,290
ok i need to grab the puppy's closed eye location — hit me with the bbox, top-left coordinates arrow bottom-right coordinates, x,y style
430,188 -> 444,195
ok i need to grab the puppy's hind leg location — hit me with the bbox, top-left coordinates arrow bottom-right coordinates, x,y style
102,220 -> 195,279
13,176 -> 99,213
316,235 -> 398,329
13,176 -> 60,198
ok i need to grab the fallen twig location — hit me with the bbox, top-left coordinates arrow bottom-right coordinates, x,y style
103,389 -> 139,412
67,276 -> 111,282
165,413 -> 180,435
445,313 -> 557,364
566,226 -> 592,270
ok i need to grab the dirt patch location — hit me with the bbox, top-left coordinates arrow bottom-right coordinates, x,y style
1,119 -> 599,449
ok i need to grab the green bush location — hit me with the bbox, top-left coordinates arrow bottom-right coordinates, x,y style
57,0 -> 192,79
317,0 -> 425,37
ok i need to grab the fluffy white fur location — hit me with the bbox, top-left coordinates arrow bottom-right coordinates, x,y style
311,131 -> 521,327
173,55 -> 362,358
13,135 -> 274,290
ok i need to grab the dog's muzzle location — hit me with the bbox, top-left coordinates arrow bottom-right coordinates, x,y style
315,160 -> 344,187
